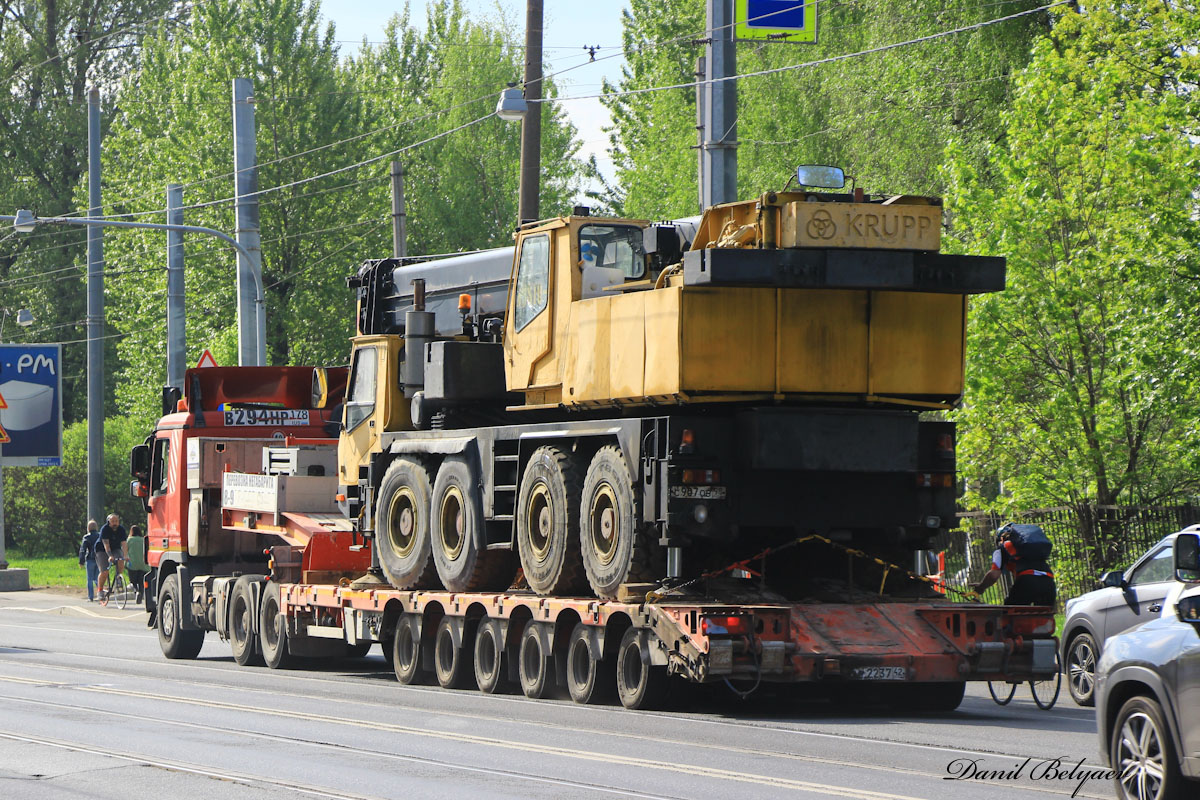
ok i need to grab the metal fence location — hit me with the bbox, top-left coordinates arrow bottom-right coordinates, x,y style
943,504 -> 1200,609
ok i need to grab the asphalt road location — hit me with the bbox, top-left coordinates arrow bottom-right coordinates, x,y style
0,590 -> 1111,800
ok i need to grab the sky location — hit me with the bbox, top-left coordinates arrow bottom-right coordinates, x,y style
319,2 -> 632,183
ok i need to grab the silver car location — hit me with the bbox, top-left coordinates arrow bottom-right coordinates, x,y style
1061,525 -> 1200,706
1095,532 -> 1200,800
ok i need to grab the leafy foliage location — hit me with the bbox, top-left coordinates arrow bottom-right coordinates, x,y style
946,2 -> 1200,509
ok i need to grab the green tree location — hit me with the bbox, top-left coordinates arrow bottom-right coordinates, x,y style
946,2 -> 1200,510
604,0 -> 1049,218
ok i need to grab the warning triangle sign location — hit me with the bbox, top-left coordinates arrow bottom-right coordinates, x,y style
196,349 -> 219,369
0,390 -> 9,444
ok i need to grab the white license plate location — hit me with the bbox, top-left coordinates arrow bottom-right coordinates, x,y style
669,485 -> 727,500
850,666 -> 908,681
223,409 -> 311,426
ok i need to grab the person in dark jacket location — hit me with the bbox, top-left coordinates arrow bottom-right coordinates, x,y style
973,523 -> 1056,606
78,520 -> 101,601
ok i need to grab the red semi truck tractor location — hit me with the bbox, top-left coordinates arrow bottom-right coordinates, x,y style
132,175 -> 1057,710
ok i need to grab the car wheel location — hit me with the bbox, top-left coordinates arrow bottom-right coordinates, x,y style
1111,695 -> 1186,800
1066,632 -> 1098,707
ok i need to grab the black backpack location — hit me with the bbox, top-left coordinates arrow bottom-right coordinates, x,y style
998,523 -> 1053,563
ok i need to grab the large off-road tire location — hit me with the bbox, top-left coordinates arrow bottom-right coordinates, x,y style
229,576 -> 263,667
157,572 -> 204,660
1111,695 -> 1187,800
1066,632 -> 1098,707
615,627 -> 667,710
392,615 -> 428,685
581,446 -> 655,599
260,581 -> 294,670
516,446 -> 586,596
431,455 -> 514,592
473,618 -> 509,694
566,622 -> 614,705
375,458 -> 439,589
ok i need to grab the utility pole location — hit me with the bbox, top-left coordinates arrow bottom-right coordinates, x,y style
703,0 -> 738,209
232,78 -> 265,366
695,55 -> 706,214
86,87 -> 104,527
519,0 -> 543,224
390,160 -> 406,259
166,184 -> 185,390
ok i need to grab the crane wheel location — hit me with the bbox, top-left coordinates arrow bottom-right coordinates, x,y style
517,446 -> 586,595
392,615 -> 428,684
566,622 -> 614,705
581,446 -> 652,599
229,576 -> 263,667
259,581 -> 294,670
518,623 -> 554,699
616,627 -> 668,710
157,572 -> 205,660
376,458 -> 439,589
432,455 -> 515,592
433,617 -> 476,690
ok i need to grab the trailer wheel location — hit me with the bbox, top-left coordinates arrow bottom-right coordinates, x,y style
517,446 -> 586,596
518,623 -> 553,699
616,627 -> 667,710
345,640 -> 373,659
566,622 -> 614,705
229,576 -> 263,667
157,572 -> 204,660
581,446 -> 653,599
376,458 -> 439,589
392,615 -> 428,685
432,455 -> 514,592
260,582 -> 294,670
473,619 -> 508,694
433,617 -> 476,690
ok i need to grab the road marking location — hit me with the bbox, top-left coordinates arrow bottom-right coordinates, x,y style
0,679 -> 931,800
0,606 -> 143,620
0,642 -> 1102,784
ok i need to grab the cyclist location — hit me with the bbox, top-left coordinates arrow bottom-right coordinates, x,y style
96,513 -> 128,600
973,523 -> 1056,606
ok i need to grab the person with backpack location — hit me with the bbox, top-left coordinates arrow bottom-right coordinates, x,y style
77,520 -> 101,601
973,522 -> 1056,606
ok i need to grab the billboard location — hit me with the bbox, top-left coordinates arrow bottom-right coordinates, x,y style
0,344 -> 63,466
735,0 -> 818,43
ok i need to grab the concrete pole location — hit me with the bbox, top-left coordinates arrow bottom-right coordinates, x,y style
390,160 -> 406,259
86,87 -> 105,527
695,55 -> 706,214
166,185 -> 185,389
703,0 -> 738,209
519,0 -> 543,224
232,78 -> 265,366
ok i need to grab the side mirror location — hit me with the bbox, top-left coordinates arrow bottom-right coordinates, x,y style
130,443 -> 150,481
129,480 -> 148,500
1174,533 -> 1200,582
312,367 -> 331,409
795,165 -> 846,190
1175,594 -> 1200,624
1100,570 -> 1126,589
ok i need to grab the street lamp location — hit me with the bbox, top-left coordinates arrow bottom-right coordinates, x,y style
6,210 -> 265,365
0,308 -> 33,341
495,85 -> 528,122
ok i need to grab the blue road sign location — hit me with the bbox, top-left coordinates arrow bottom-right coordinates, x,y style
0,344 -> 63,466
736,0 -> 818,43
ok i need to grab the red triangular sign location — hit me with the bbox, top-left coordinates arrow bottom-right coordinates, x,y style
0,390 -> 9,444
196,349 -> 219,369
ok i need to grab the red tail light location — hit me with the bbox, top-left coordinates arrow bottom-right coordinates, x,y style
681,469 -> 720,485
701,614 -> 751,636
680,428 -> 695,454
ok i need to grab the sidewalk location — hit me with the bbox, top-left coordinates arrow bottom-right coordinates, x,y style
0,587 -> 147,621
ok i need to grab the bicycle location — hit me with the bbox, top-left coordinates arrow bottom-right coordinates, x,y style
987,652 -> 1062,710
98,559 -> 132,610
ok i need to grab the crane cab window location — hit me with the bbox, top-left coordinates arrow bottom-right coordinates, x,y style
344,346 -> 377,431
513,234 -> 550,331
579,224 -> 645,279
